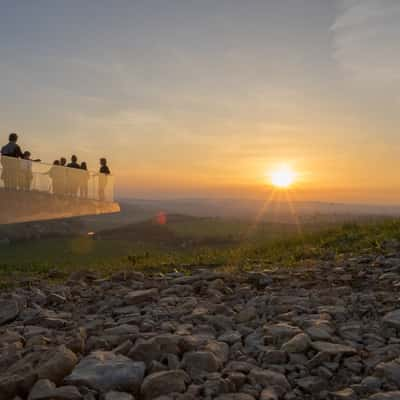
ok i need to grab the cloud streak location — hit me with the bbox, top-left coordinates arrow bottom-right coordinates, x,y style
332,0 -> 400,83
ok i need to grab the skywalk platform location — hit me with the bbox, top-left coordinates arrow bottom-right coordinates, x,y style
0,189 -> 120,224
0,156 -> 120,224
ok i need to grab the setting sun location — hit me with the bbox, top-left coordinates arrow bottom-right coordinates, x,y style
269,166 -> 297,188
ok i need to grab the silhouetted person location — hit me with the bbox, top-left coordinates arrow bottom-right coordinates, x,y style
59,157 -> 67,195
67,155 -> 80,169
19,151 -> 41,191
66,155 -> 80,196
98,158 -> 110,201
19,151 -> 33,191
48,160 -> 63,195
1,133 -> 23,158
79,161 -> 90,199
1,133 -> 23,190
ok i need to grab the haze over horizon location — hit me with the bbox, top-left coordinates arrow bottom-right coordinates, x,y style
1,1 -> 399,204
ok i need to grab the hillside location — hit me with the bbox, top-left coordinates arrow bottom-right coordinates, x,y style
123,198 -> 400,222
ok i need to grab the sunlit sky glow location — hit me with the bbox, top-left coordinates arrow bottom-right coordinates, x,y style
269,165 -> 297,189
1,1 -> 399,203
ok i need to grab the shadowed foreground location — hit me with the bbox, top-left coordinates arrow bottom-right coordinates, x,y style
2,245 -> 400,399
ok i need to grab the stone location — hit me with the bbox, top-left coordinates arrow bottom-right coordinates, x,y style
28,379 -> 82,400
369,393 -> 400,400
306,326 -> 333,341
224,361 -> 255,374
0,367 -> 37,399
103,324 -> 139,337
66,328 -> 86,354
311,341 -> 357,355
114,340 -> 133,356
48,293 -> 67,304
236,306 -> 257,323
104,391 -> 135,400
281,333 -> 310,353
264,323 -> 302,344
260,388 -> 279,400
383,310 -> 400,329
150,334 -> 182,355
214,395 -> 255,400
182,351 -> 220,373
28,380 -> 55,400
37,346 -> 78,384
128,339 -> 162,366
204,340 -> 229,364
0,300 -> 20,325
65,351 -> 145,394
218,331 -> 242,344
140,370 -> 189,400
360,376 -> 382,393
330,388 -> 357,400
248,368 -> 290,395
375,358 -> 400,384
262,350 -> 287,365
296,376 -> 326,394
47,386 -> 82,400
125,289 -> 158,305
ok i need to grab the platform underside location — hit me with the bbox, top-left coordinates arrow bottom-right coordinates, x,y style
0,189 -> 120,224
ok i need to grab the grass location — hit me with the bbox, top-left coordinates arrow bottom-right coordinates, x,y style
169,217 -> 308,243
1,218 -> 400,288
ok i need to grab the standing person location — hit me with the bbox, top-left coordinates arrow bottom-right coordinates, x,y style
19,151 -> 41,191
1,133 -> 23,190
66,155 -> 80,196
98,157 -> 110,201
19,151 -> 33,191
59,157 -> 67,195
79,161 -> 90,199
1,133 -> 23,158
47,160 -> 62,195
67,155 -> 80,169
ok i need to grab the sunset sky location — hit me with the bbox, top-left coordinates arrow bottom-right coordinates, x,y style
1,1 -> 399,203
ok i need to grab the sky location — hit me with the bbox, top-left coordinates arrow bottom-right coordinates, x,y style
1,0 -> 400,203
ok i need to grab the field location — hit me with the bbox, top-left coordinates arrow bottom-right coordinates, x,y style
1,216 -> 400,288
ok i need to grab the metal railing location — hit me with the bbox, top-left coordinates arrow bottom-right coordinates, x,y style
0,156 -> 114,202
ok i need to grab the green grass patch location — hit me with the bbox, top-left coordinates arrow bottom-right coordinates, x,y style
1,218 -> 400,288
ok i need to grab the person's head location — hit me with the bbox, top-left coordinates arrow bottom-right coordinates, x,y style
81,162 -> 87,170
71,155 -> 78,163
22,151 -> 31,159
9,133 -> 18,143
100,157 -> 107,166
53,160 -> 60,166
60,157 -> 66,166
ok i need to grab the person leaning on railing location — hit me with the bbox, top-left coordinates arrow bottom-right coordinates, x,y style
79,162 -> 90,199
45,160 -> 63,195
1,133 -> 23,190
66,155 -> 80,196
98,157 -> 110,201
19,151 -> 41,191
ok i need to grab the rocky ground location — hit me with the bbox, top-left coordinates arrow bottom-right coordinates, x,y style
2,253 -> 400,400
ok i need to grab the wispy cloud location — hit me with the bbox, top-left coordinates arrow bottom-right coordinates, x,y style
332,0 -> 400,83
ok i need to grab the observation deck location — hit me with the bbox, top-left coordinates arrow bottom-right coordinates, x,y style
0,156 -> 120,224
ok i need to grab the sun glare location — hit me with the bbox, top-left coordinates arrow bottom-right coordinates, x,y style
269,166 -> 296,188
